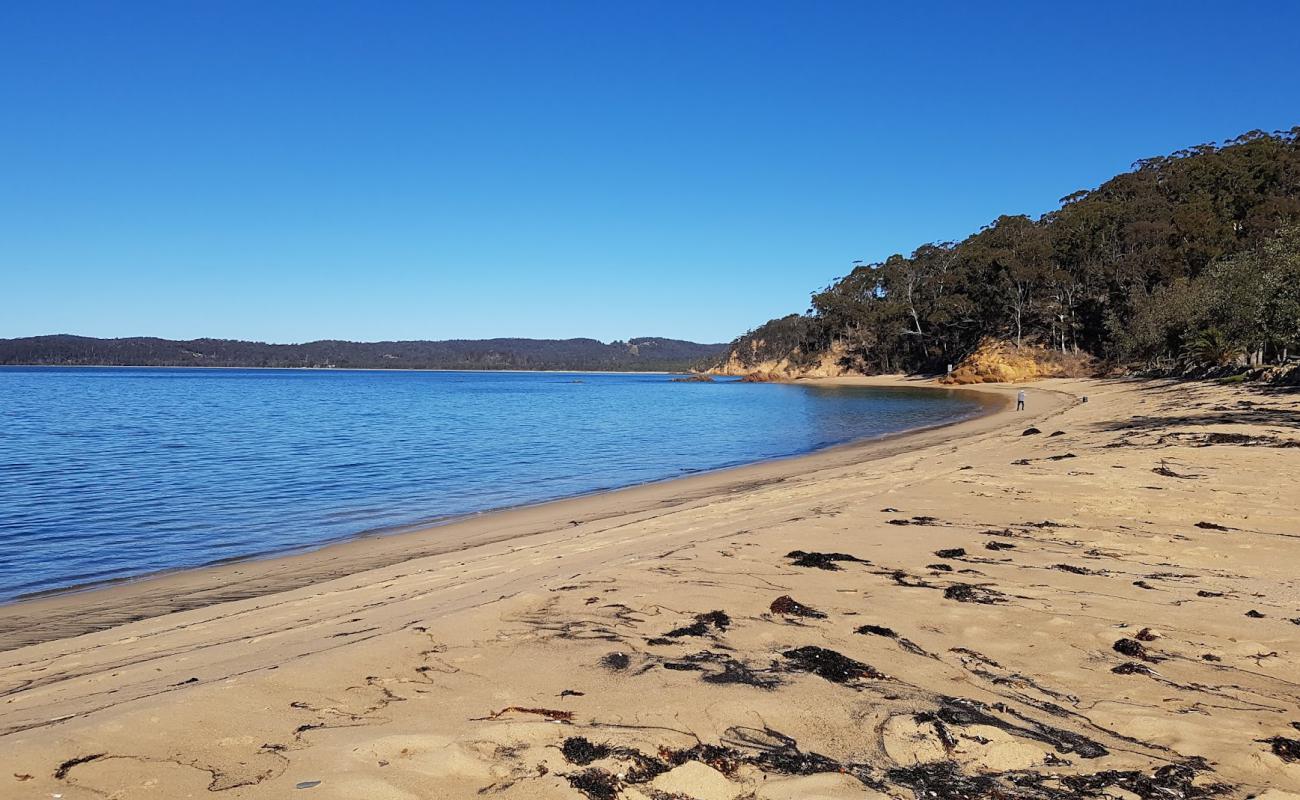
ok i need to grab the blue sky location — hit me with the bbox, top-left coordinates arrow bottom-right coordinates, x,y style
3,1 -> 1298,344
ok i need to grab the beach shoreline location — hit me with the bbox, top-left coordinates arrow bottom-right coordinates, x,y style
0,376 -> 1025,649
4,375 -> 1298,799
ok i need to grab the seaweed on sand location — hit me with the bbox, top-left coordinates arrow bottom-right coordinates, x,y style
1052,563 -> 1101,575
1113,638 -> 1163,663
855,624 -> 931,657
719,726 -> 873,782
926,696 -> 1109,759
781,645 -> 887,683
563,725 -> 877,798
598,652 -> 630,671
889,761 -> 1229,800
663,650 -> 781,688
565,768 -> 621,800
1112,662 -> 1155,676
1260,736 -> 1300,762
785,550 -> 869,570
661,610 -> 731,638
54,754 -> 106,780
484,706 -> 573,722
943,583 -> 1007,604
1153,461 -> 1201,479
561,737 -> 610,765
888,515 -> 942,526
769,595 -> 826,618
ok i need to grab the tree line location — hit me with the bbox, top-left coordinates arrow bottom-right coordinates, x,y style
0,335 -> 726,372
718,128 -> 1300,375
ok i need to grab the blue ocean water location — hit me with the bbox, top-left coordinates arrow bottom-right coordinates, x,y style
0,368 -> 987,601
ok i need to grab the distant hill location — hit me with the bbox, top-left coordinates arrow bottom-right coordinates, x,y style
709,127 -> 1300,379
0,335 -> 727,372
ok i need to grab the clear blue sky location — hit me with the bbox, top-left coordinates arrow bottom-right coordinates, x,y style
3,1 -> 1298,344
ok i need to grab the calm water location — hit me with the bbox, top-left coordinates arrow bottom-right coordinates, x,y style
0,368 -> 986,601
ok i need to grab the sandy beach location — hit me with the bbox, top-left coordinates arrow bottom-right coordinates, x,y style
3,376 -> 1299,799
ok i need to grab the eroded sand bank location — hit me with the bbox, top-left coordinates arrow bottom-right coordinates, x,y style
2,377 -> 1299,799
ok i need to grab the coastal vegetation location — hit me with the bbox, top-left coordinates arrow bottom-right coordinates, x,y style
713,128 -> 1300,380
0,335 -> 725,372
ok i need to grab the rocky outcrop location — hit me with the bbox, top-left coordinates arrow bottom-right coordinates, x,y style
709,340 -> 854,381
940,339 -> 1095,385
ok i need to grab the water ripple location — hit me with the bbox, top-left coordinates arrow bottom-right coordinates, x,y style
0,367 -> 984,600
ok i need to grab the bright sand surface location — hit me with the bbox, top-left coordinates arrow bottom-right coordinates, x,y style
2,376 -> 1299,799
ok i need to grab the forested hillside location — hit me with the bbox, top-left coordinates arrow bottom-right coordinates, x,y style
714,128 -> 1300,378
0,335 -> 725,372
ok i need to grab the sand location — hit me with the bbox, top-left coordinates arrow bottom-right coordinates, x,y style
2,376 -> 1298,799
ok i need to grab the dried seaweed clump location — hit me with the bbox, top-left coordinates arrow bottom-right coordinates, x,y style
785,550 -> 868,570
781,645 -> 886,684
769,595 -> 827,618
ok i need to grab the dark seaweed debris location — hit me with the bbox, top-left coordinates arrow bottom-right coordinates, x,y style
943,583 -> 1007,604
664,650 -> 780,688
985,541 -> 1016,551
54,753 -> 106,780
855,624 -> 930,657
1245,609 -> 1265,618
662,610 -> 732,637
1154,461 -> 1200,479
934,547 -> 967,559
887,761 -> 1003,799
1195,521 -> 1231,531
781,645 -> 886,683
785,550 -> 869,570
927,696 -> 1109,758
1262,736 -> 1300,762
1113,638 -> 1163,663
1167,431 -> 1300,448
1022,427 -> 1042,436
598,652 -> 630,671
721,726 -> 872,782
888,515 -> 941,526
1045,452 -> 1077,461
564,725 -> 876,799
565,768 -> 620,800
1057,763 -> 1229,799
1112,662 -> 1155,676
1052,563 -> 1100,575
769,595 -> 826,618
561,737 -> 610,765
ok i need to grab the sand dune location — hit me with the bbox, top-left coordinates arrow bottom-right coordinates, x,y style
3,376 -> 1299,799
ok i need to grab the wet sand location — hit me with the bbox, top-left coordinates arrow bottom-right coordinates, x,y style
3,376 -> 1299,799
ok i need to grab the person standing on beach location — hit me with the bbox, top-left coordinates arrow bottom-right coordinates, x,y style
1016,390 -> 1026,411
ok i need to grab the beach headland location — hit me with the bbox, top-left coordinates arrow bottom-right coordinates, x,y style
3,376 -> 1299,799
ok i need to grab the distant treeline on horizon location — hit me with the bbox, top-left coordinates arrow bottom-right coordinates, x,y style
0,335 -> 727,372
